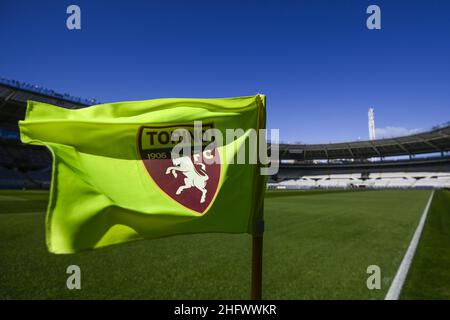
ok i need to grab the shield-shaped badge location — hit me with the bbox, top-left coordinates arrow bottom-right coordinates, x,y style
137,124 -> 220,214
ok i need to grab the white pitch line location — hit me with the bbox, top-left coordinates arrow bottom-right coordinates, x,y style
385,189 -> 435,300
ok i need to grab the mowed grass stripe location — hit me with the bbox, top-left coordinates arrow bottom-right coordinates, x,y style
400,190 -> 450,300
0,189 -> 49,214
265,189 -> 367,199
263,190 -> 429,299
0,195 -> 28,201
0,189 -> 429,299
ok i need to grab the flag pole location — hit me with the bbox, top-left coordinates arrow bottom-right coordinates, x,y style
251,93 -> 266,300
251,219 -> 264,300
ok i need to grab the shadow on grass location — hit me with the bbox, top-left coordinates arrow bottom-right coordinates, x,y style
401,189 -> 450,299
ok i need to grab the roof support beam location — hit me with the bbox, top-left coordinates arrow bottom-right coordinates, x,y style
437,131 -> 450,139
417,137 -> 441,152
0,90 -> 16,110
346,144 -> 355,158
368,141 -> 381,157
393,138 -> 411,155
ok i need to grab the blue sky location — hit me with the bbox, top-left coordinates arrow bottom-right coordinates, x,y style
1,0 -> 449,143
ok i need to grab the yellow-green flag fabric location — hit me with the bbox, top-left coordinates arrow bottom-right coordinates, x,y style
19,95 -> 266,254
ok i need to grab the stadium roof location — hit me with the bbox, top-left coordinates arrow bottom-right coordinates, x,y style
1,79 -> 98,132
0,77 -> 98,109
2,78 -> 450,161
279,125 -> 450,160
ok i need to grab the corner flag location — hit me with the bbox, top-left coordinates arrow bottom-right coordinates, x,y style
19,95 -> 266,254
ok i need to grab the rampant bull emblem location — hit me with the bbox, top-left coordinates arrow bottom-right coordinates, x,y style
165,156 -> 209,203
138,124 -> 220,214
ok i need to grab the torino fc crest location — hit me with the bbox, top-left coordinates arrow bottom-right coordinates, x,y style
137,124 -> 220,214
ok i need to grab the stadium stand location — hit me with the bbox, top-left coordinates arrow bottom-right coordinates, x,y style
271,125 -> 450,189
1,77 -> 449,190
0,77 -> 95,188
269,172 -> 450,190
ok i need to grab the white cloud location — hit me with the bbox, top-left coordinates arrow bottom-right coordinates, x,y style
375,126 -> 421,139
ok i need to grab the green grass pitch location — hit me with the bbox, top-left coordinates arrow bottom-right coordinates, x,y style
401,190 -> 450,299
0,188 -> 442,299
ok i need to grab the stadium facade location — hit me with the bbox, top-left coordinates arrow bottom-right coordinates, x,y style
1,78 -> 449,189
